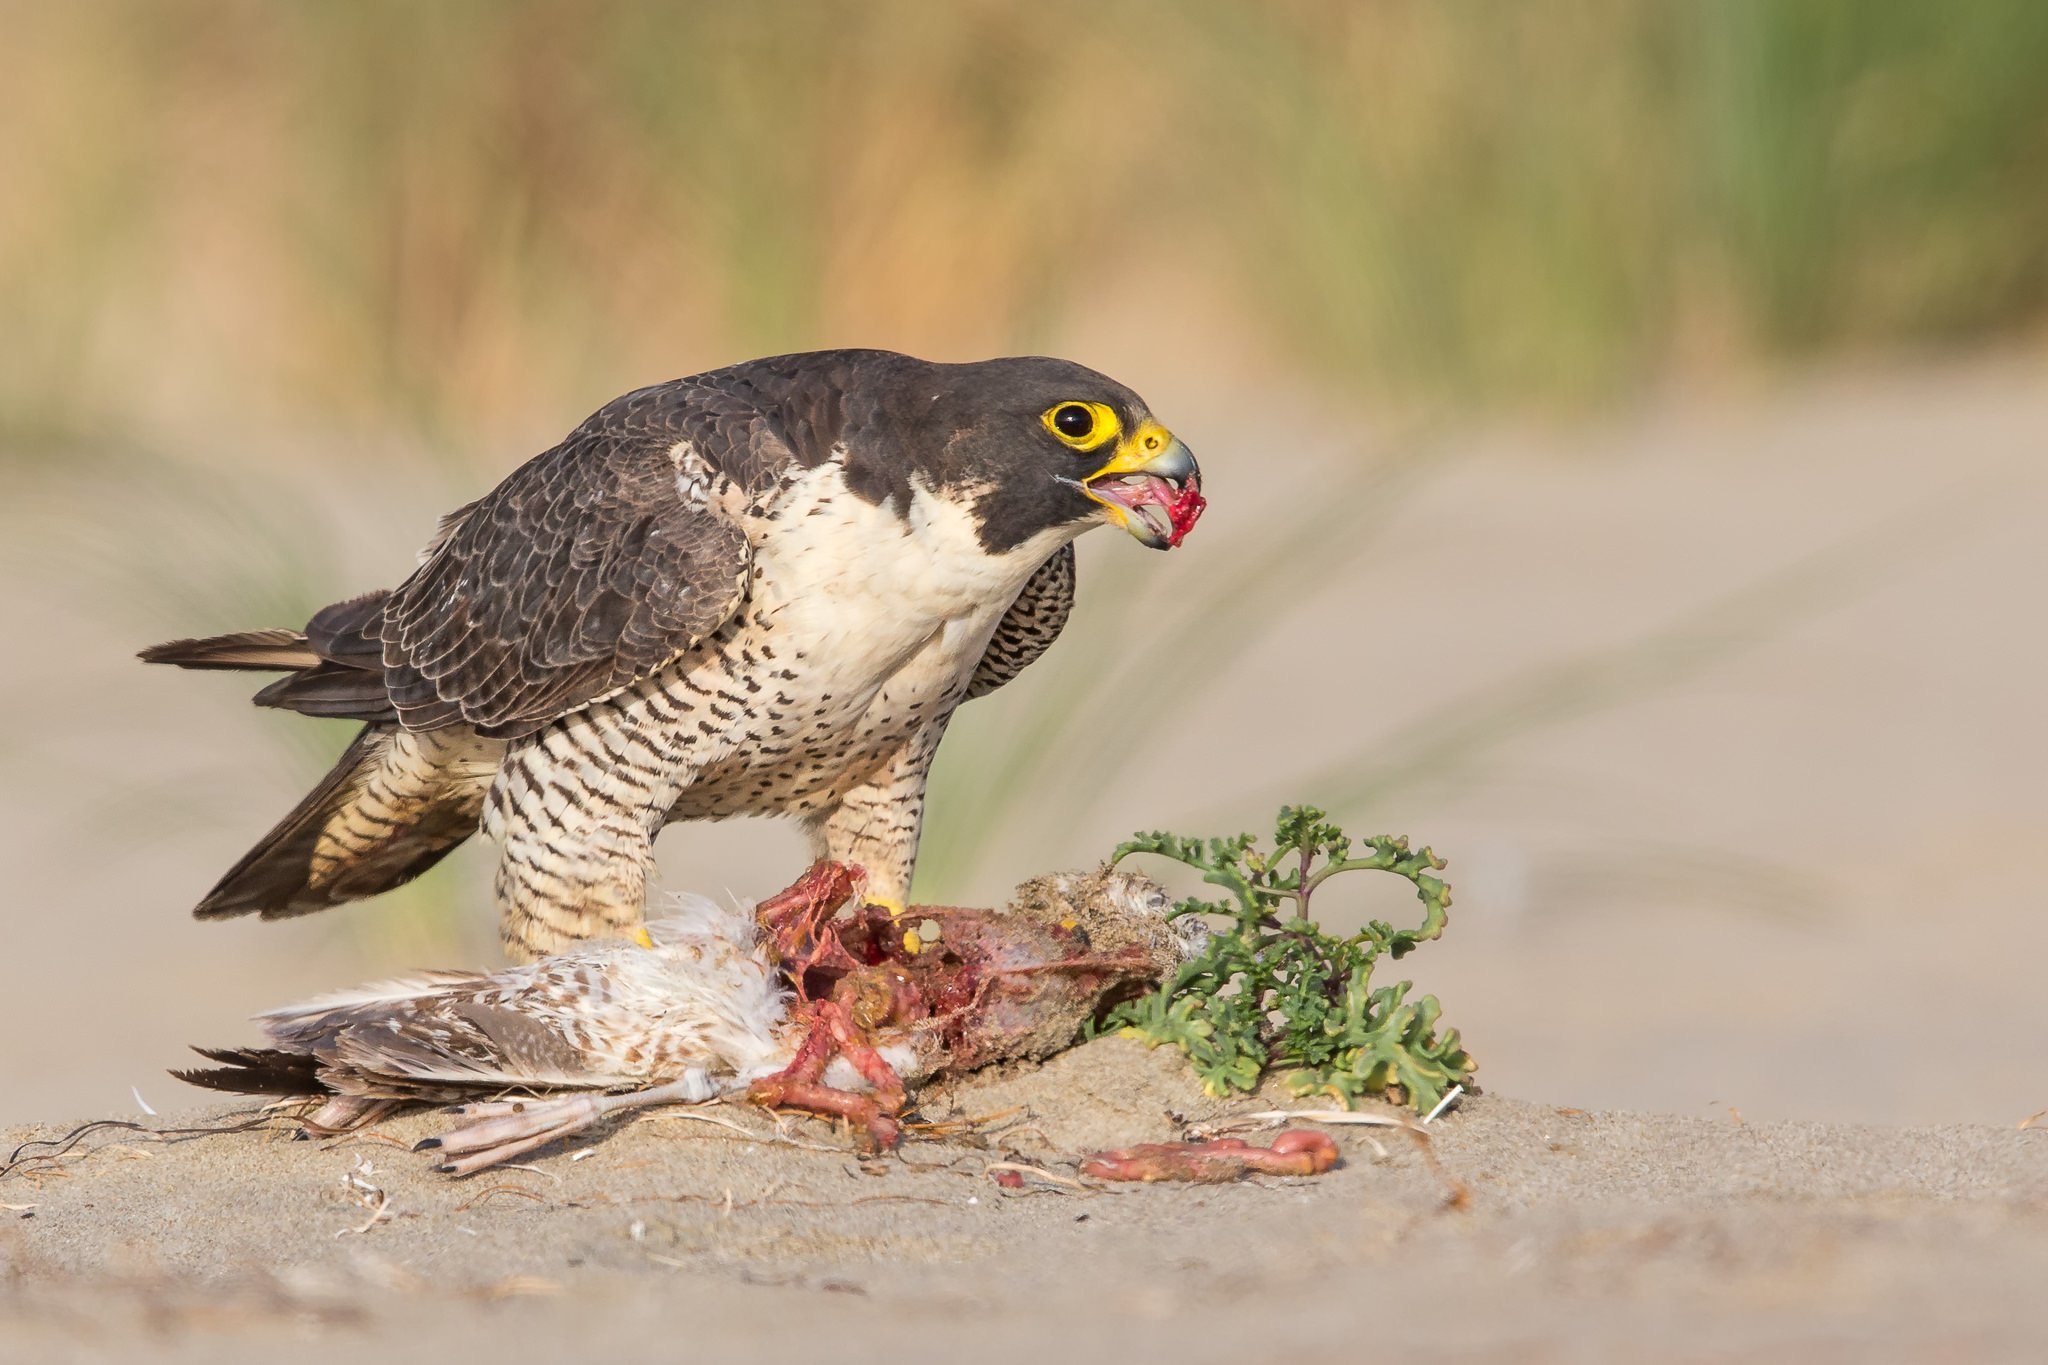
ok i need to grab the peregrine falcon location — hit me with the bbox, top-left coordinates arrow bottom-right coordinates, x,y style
143,350 -> 1205,960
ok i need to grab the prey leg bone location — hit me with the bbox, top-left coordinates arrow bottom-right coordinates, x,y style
416,1073 -> 716,1177
746,995 -> 908,1150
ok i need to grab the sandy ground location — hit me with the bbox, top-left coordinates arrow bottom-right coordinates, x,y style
2,1037 -> 2043,1363
5,353 -> 2048,1355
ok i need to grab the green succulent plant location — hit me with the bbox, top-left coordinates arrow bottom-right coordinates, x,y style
1097,805 -> 1474,1112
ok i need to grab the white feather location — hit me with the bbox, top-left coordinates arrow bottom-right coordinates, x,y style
255,970 -> 486,1028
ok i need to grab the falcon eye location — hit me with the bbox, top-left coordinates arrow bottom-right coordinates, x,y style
1042,400 -> 1119,451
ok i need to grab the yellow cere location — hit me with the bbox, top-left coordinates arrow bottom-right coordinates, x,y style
632,926 -> 657,949
1084,419 -> 1178,480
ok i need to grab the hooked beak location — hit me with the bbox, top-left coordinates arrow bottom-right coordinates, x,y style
1069,422 -> 1206,549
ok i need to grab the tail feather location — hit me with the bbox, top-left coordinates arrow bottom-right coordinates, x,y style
173,1046 -> 324,1097
194,727 -> 488,921
173,1048 -> 405,1128
253,664 -> 399,723
303,591 -> 388,666
140,629 -> 318,672
144,592 -> 396,724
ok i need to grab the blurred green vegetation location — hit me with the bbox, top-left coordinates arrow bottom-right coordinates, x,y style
6,0 -> 2048,456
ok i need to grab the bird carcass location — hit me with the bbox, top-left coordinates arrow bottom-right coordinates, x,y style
179,863 -> 1205,1174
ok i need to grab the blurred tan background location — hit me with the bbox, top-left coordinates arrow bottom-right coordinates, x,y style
4,0 -> 2045,1128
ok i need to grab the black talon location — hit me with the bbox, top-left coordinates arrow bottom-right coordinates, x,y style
413,1136 -> 443,1151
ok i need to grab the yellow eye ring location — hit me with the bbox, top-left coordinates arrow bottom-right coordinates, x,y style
1042,401 -> 1120,452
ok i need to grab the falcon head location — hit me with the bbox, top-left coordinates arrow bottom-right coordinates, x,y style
873,355 -> 1206,556
1038,392 -> 1206,552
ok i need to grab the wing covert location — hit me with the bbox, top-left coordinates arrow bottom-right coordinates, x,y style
378,392 -> 756,739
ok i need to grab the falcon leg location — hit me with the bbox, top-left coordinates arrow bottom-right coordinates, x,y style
486,735 -> 681,961
417,1072 -> 718,1176
806,721 -> 947,917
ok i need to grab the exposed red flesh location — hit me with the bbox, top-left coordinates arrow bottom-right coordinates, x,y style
1085,471 -> 1206,547
742,860 -> 1181,1151
754,860 -> 866,999
1080,1129 -> 1340,1182
1165,478 -> 1207,547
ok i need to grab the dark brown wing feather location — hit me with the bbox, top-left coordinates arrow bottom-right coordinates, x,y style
966,543 -> 1076,700
152,355 -> 885,737
375,383 -> 780,738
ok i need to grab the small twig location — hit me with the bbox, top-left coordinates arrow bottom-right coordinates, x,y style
318,1130 -> 413,1152
455,1184 -> 549,1211
984,1161 -> 1093,1192
496,1163 -> 562,1184
993,1127 -> 1062,1160
619,1188 -> 950,1213
1231,1108 -> 1428,1132
1,1114 -> 291,1182
644,1108 -> 757,1137
646,1107 -> 845,1153
1423,1084 -> 1465,1124
903,1105 -> 1028,1137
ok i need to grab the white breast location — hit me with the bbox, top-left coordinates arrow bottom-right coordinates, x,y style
739,463 -> 1073,716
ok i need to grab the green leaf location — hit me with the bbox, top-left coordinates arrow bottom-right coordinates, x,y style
1103,806 -> 1476,1111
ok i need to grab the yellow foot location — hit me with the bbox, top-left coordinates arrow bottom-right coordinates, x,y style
632,926 -> 656,949
864,897 -> 919,954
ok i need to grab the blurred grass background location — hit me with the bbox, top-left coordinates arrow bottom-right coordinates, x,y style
5,0 -> 2048,967
9,0 -> 2048,454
